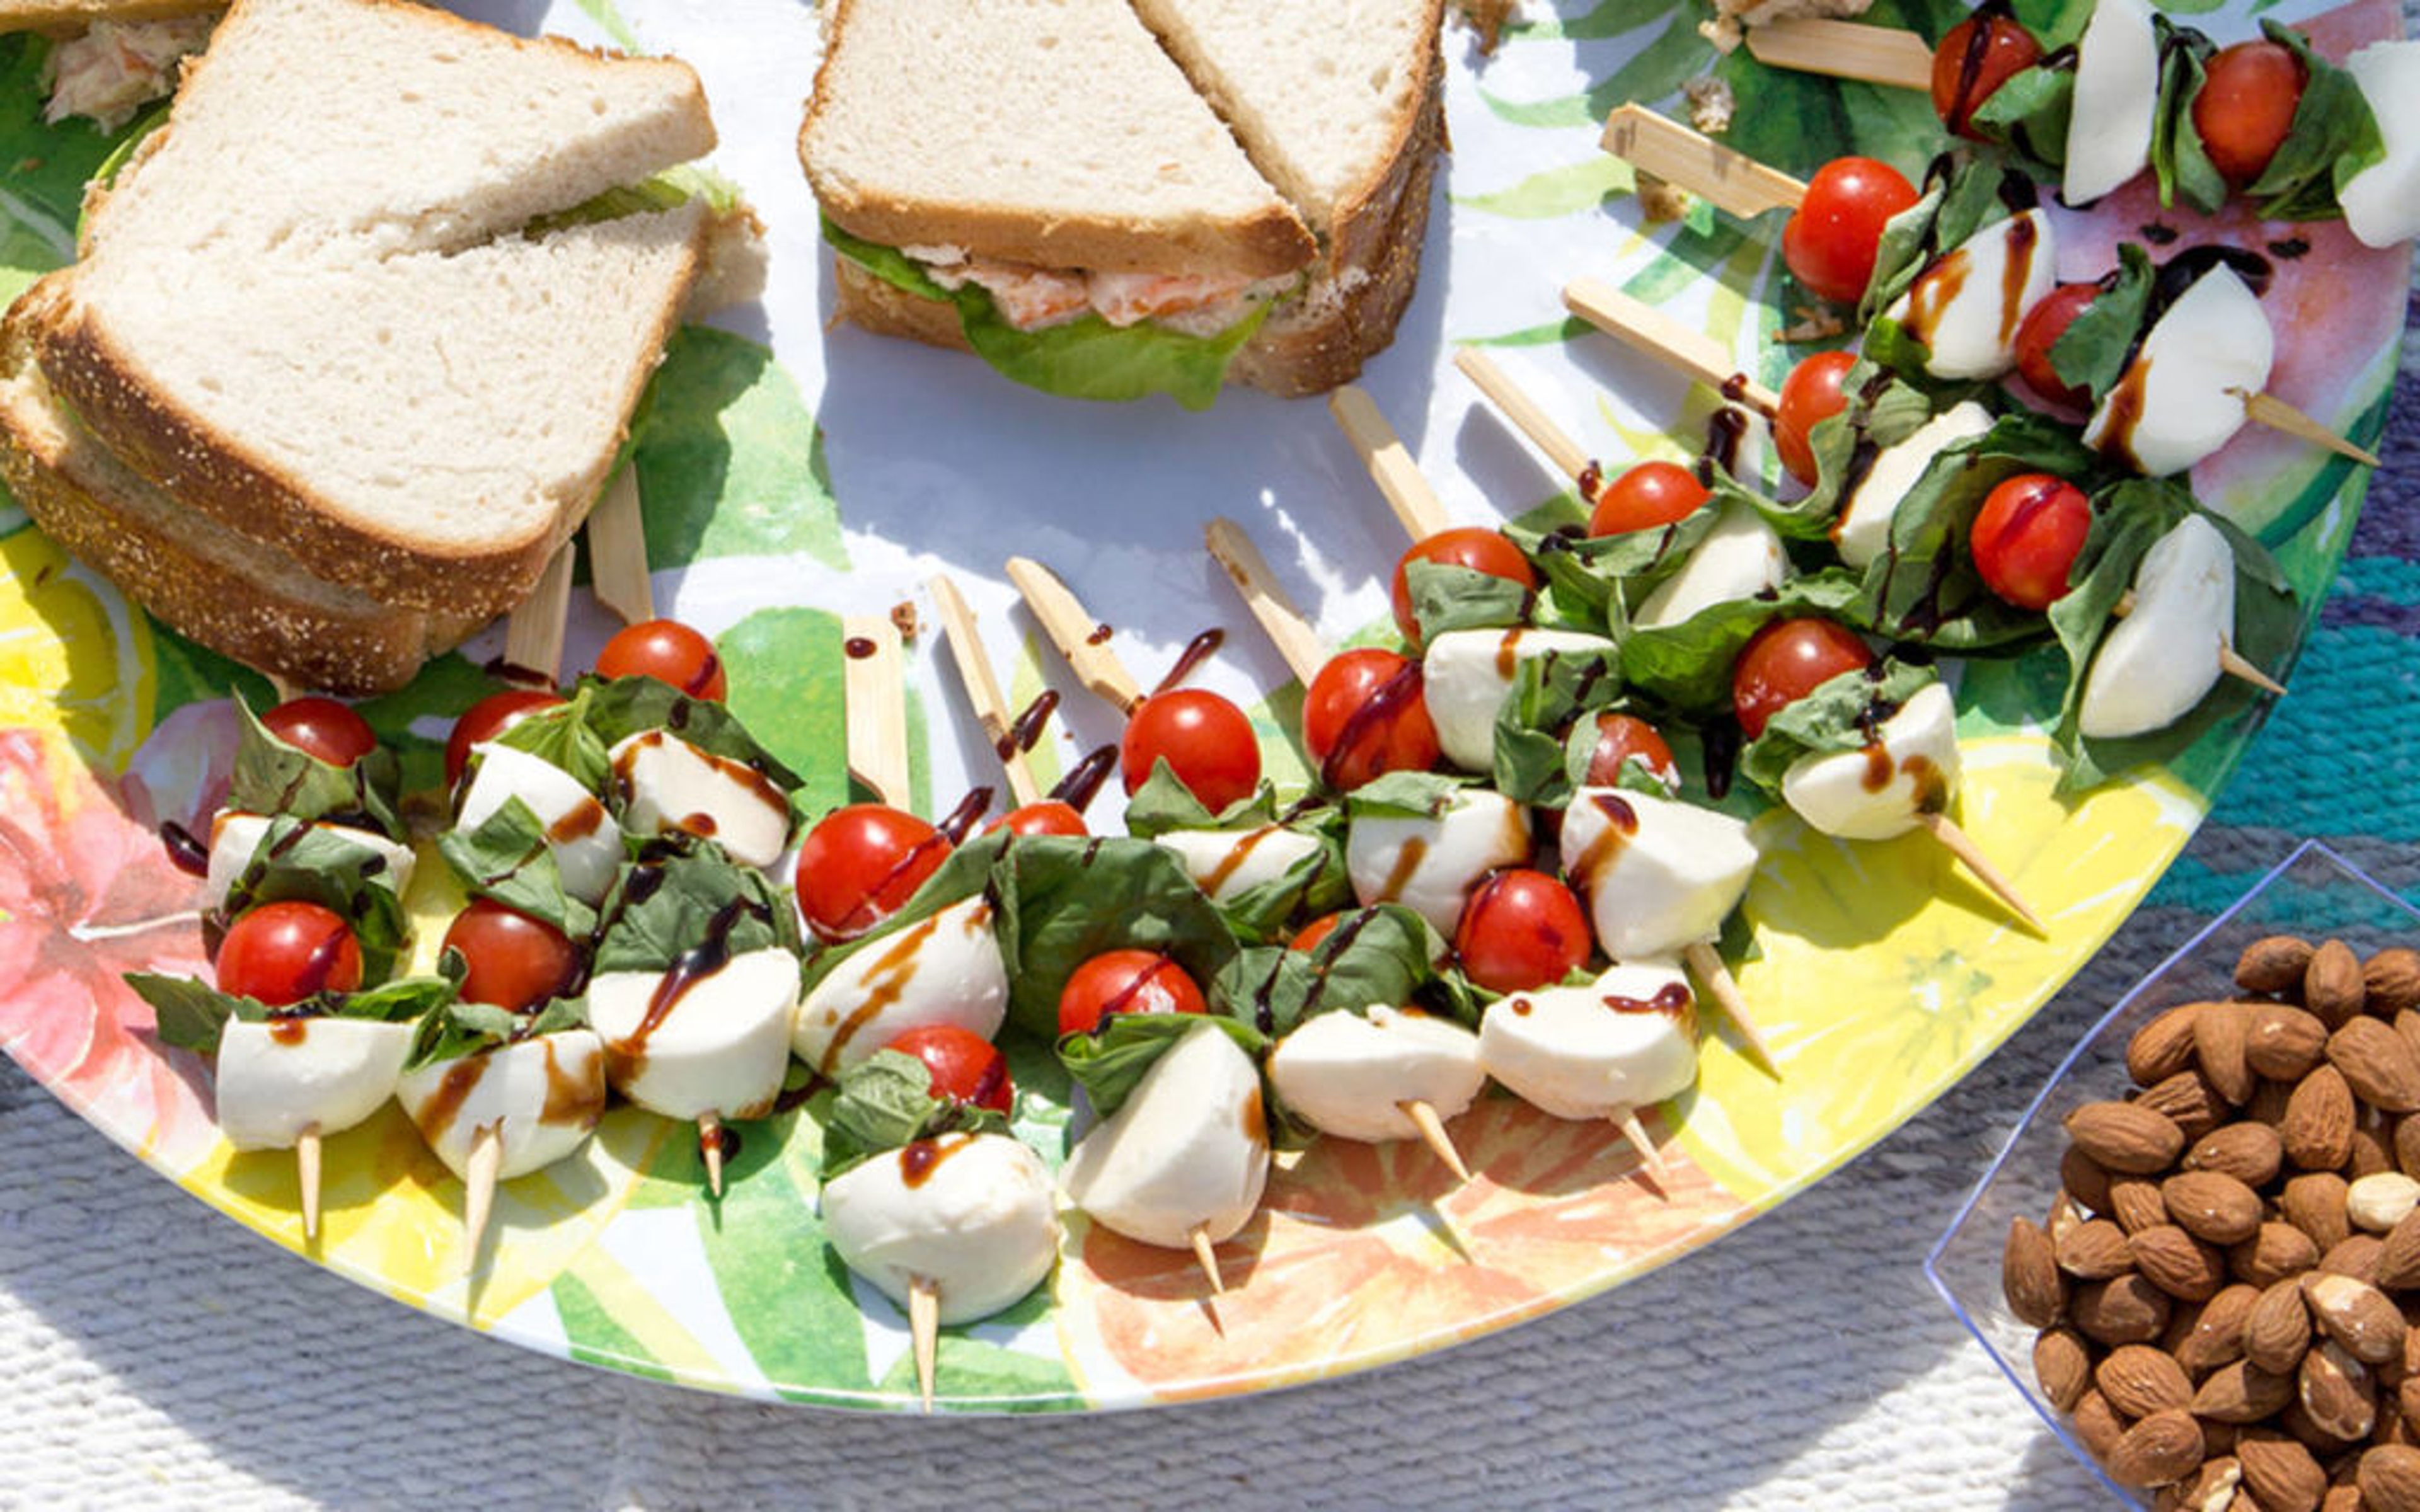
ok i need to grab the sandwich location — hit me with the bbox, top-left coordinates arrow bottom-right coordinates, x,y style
0,0 -> 751,694
799,0 -> 1445,408
4,3 -> 221,130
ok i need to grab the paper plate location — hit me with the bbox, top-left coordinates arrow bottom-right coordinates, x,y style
0,0 -> 2402,1411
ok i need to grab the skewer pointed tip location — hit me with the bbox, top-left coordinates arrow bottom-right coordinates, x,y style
461,1120 -> 504,1280
908,1275 -> 940,1413
698,1113 -> 725,1198
2220,641 -> 2288,697
1189,1225 -> 1226,1295
296,1127 -> 323,1242
1680,941 -> 1782,1081
1611,1109 -> 1673,1199
1916,811 -> 2046,936
1398,1099 -> 1474,1184
2236,388 -> 2382,469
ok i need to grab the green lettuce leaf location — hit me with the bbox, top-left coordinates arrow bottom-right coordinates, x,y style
1739,657 -> 1942,796
817,1049 -> 1012,1180
227,696 -> 403,838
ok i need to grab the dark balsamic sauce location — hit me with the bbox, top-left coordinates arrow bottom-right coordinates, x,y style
161,821 -> 210,877
843,636 -> 878,660
1155,629 -> 1226,696
999,690 -> 1059,759
1049,744 -> 1119,813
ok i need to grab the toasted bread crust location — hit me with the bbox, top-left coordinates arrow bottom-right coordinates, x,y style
1315,1 -> 1446,280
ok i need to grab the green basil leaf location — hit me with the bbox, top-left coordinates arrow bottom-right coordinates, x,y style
818,1048 -> 1011,1180
405,992 -> 587,1072
2244,22 -> 2385,222
336,958 -> 468,1024
1342,769 -> 1472,820
2152,24 -> 2229,215
1406,559 -> 1534,644
1490,644 -> 1626,809
591,835 -> 800,976
575,673 -> 806,794
1207,824 -> 1351,946
1617,569 -> 1865,718
1210,903 -> 1446,1038
487,685 -> 611,793
219,817 -> 410,985
1055,1012 -> 1268,1120
1122,760 -> 1279,837
127,973 -> 272,1053
1739,657 -> 1942,794
795,832 -> 1011,1000
989,835 -> 1242,1040
1965,60 -> 2075,180
2048,244 -> 2153,402
227,696 -> 403,838
1859,161 -> 2018,327
1751,369 -> 1940,539
436,794 -> 599,939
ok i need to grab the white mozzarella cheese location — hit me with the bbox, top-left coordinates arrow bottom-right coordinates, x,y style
1345,788 -> 1531,935
454,743 -> 620,905
395,1029 -> 607,1181
1631,500 -> 1787,631
2341,41 -> 2420,248
1559,787 -> 1758,959
204,812 -> 417,914
1059,1021 -> 1269,1249
607,730 -> 792,869
586,946 -> 800,1122
1421,627 -> 1617,773
2063,0 -> 2159,203
821,1132 -> 1059,1326
2083,265 -> 2273,478
214,1016 -> 416,1150
1155,825 -> 1322,902
1267,1005 -> 1484,1143
1883,210 -> 2056,380
793,896 -> 1008,1076
1477,961 -> 1699,1120
1780,682 -> 1962,842
1831,402 -> 1995,570
2078,514 -> 2235,739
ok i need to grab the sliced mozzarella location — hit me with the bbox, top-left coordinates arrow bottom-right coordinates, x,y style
1345,788 -> 1531,935
395,1029 -> 607,1181
214,1016 -> 415,1150
1478,961 -> 1698,1120
2078,514 -> 2235,739
1059,1021 -> 1269,1248
1155,825 -> 1322,902
1831,402 -> 1995,571
821,1132 -> 1059,1326
793,896 -> 1007,1075
204,812 -> 418,914
2063,0 -> 2159,203
1422,627 -> 1617,773
455,743 -> 619,905
2341,41 -> 2420,248
2083,265 -> 2272,478
1630,501 -> 1786,631
1559,787 -> 1758,958
1884,210 -> 2056,381
1780,681 -> 1962,842
586,946 -> 800,1122
608,730 -> 792,869
1267,1005 -> 1483,1143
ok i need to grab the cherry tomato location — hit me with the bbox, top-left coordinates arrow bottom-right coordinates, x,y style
596,618 -> 726,701
885,1024 -> 1013,1114
1731,617 -> 1875,739
217,901 -> 364,1005
1119,689 -> 1261,813
260,697 -> 377,768
986,800 -> 1088,839
444,688 -> 565,788
1774,350 -> 1858,488
2012,283 -> 2103,412
1587,461 -> 1709,536
1455,869 -> 1592,994
441,897 -> 579,1012
1389,527 -> 1538,647
1302,648 -> 1440,791
2194,41 -> 2305,187
1289,914 -> 1344,953
1930,14 -> 2044,138
1581,712 -> 1680,791
794,805 -> 952,942
1780,157 -> 1919,307
1971,473 -> 2093,610
1057,949 -> 1207,1037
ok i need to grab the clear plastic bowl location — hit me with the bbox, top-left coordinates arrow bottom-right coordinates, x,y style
1925,839 -> 2420,1504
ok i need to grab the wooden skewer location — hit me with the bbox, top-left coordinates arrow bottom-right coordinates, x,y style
1455,349 -> 1593,483
296,1127 -> 323,1242
1741,18 -> 1935,93
1563,278 -> 1780,418
2235,389 -> 2382,469
265,672 -> 304,704
585,467 -> 656,627
1681,941 -> 1780,1080
1204,520 -> 1327,687
698,1111 -> 725,1198
461,1120 -> 504,1278
1189,1225 -> 1226,1295
1915,811 -> 2045,934
908,1274 -> 940,1412
1398,1099 -> 1473,1183
840,614 -> 913,809
502,541 -> 576,686
929,575 -> 1045,806
1004,556 -> 1144,714
1328,387 -> 1453,540
1611,1108 -> 1673,1191
2111,590 -> 2286,696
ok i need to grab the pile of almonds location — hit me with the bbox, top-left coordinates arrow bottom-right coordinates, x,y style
2003,937 -> 2420,1509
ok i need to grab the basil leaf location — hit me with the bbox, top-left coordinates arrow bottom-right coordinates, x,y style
1207,823 -> 1351,946
1750,370 -> 1939,539
406,992 -> 588,1072
1490,644 -> 1626,809
988,835 -> 1242,1039
127,973 -> 274,1053
1617,569 -> 1865,718
219,818 -> 410,984
796,831 -> 1011,1000
2048,244 -> 2153,403
1739,658 -> 1942,795
591,835 -> 800,975
488,685 -> 610,793
1122,760 -> 1279,837
436,794 -> 599,939
576,673 -> 806,794
2152,24 -> 2228,215
226,696 -> 402,838
1406,559 -> 1533,644
1055,1012 -> 1268,1120
1210,903 -> 1446,1038
336,958 -> 469,1024
1966,60 -> 2075,180
2243,22 -> 2385,222
1859,161 -> 2017,327
1502,496 -> 1611,617
818,1048 -> 1011,1180
1343,769 -> 1472,820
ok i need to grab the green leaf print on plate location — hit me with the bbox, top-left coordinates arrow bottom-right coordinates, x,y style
718,606 -> 852,818
1455,156 -> 1637,219
633,327 -> 850,575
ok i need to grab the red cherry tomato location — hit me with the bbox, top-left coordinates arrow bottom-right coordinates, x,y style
596,619 -> 726,701
1302,648 -> 1440,791
444,688 -> 565,788
1388,527 -> 1538,647
1581,712 -> 1680,791
2012,283 -> 2102,412
1119,689 -> 1261,813
1971,474 -> 2093,610
1775,350 -> 1859,488
1780,158 -> 1920,307
1289,914 -> 1344,953
1454,869 -> 1592,994
441,897 -> 579,1012
260,697 -> 377,768
217,901 -> 364,1005
1057,949 -> 1207,1037
885,1024 -> 1013,1114
1587,461 -> 1710,536
2194,41 -> 2305,187
1930,15 -> 2044,138
794,805 -> 952,942
986,800 -> 1088,839
1731,617 -> 1875,739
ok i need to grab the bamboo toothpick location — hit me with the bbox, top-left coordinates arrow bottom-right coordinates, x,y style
1004,557 -> 1145,714
2236,389 -> 2382,469
1612,1108 -> 1673,1192
1601,103 -> 1808,220
1563,278 -> 1780,418
2111,590 -> 2286,696
297,1128 -> 323,1242
461,1120 -> 504,1278
909,1274 -> 940,1412
841,615 -> 912,808
502,542 -> 576,685
1399,1099 -> 1473,1184
1455,349 -> 1593,483
265,672 -> 304,704
1681,941 -> 1781,1080
1916,811 -> 2046,934
1189,1225 -> 1226,1295
1204,520 -> 1327,687
586,467 -> 656,626
1328,387 -> 1453,540
698,1111 -> 725,1198
1743,18 -> 1936,92
930,575 -> 1045,806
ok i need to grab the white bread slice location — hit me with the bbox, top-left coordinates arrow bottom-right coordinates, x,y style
79,0 -> 714,261
0,277 -> 480,693
800,0 -> 1315,279
35,202 -> 710,617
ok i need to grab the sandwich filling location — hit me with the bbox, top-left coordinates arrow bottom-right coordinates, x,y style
42,18 -> 214,129
902,246 -> 1296,338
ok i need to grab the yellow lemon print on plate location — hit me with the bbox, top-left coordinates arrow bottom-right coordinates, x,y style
0,528 -> 153,769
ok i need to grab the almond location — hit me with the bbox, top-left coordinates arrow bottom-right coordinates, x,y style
2167,1169 -> 2266,1246
2324,1234 -> 2388,1288
2236,1222 -> 2326,1290
2254,1078 -> 2297,1129
2132,1002 -> 2210,1085
2379,1211 -> 2420,1290
2077,1273 -> 2175,1346
2059,1217 -> 2138,1280
2325,1486 -> 2368,1512
2336,1018 -> 2420,1113
2048,1190 -> 2087,1246
2251,1004 -> 2333,1082
2303,1340 -> 2378,1442
2370,950 -> 2420,1016
2310,941 -> 2370,1028
2201,1001 -> 2259,1105
2357,1108 -> 2400,1179
2176,1284 -> 2261,1375
2072,1100 -> 2191,1174
2073,1387 -> 2128,1461
2400,1114 -> 2420,1181
2239,1435 -> 2327,1512
2036,1326 -> 2094,1411
2198,1358 -> 2301,1422
2101,1342 -> 2196,1416
2143,1070 -> 2231,1142
2065,1144 -> 2117,1215
2363,1444 -> 2420,1512
2242,935 -> 2319,995
2114,1177 -> 2175,1234
2006,1217 -> 2068,1328
2250,1278 -> 2318,1375
2305,1273 -> 2411,1366
2354,1173 -> 2420,1234
2108,1408 -> 2208,1489
2286,1172 -> 2356,1252
2404,1374 -> 2420,1433
2160,1457 -> 2242,1512
2189,1122 -> 2287,1188
2288,1066 -> 2360,1172
2136,1224 -> 2231,1302
2400,1008 -> 2420,1071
